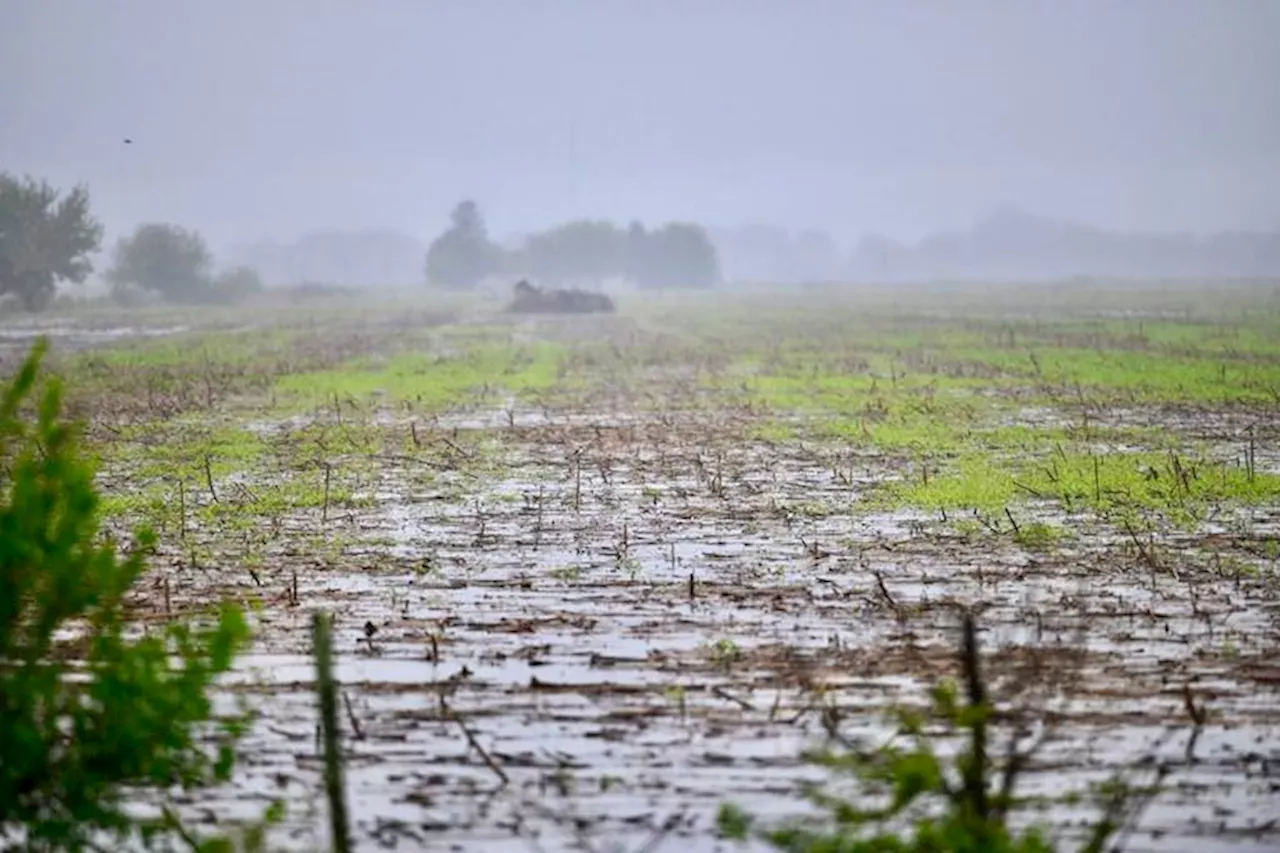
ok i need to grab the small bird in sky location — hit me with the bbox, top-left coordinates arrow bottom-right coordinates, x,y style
123,138 -> 134,144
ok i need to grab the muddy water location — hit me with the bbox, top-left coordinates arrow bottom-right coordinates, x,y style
28,301 -> 1278,853
0,322 -> 194,365
101,403 -> 1278,853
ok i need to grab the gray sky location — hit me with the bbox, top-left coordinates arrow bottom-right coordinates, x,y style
3,0 -> 1277,249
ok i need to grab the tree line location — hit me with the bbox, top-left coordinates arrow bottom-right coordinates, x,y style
2,177 -> 722,312
0,171 -> 262,312
846,207 -> 1280,282
424,200 -> 721,290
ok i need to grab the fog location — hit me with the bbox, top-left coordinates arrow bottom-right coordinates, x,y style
3,0 -> 1278,285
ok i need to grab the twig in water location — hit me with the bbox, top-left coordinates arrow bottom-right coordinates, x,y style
1004,507 -> 1020,535
439,435 -> 472,459
631,810 -> 689,853
448,702 -> 509,787
712,685 -> 754,711
873,571 -> 898,613
1122,519 -> 1160,572
342,690 -> 365,741
1183,682 -> 1207,762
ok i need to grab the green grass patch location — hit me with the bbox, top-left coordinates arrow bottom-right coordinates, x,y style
273,341 -> 567,411
874,444 -> 1280,529
946,345 -> 1280,404
94,422 -> 268,481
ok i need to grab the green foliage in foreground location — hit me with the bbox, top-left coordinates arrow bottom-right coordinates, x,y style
0,339 -> 256,851
719,615 -> 1164,853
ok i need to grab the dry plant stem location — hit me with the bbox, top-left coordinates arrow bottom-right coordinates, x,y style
41,286 -> 1280,850
1122,518 -> 1160,571
176,478 -> 186,542
1183,682 -> 1207,762
1004,507 -> 1020,535
322,462 -> 332,524
534,484 -> 544,549
632,810 -> 688,853
874,571 -> 898,612
446,699 -> 510,787
1246,426 -> 1256,481
574,449 -> 583,512
342,690 -> 364,741
203,454 -> 218,503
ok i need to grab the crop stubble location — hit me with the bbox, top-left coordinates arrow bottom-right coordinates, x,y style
9,283 -> 1279,853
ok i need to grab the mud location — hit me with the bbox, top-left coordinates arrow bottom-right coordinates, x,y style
0,322 -> 193,365
9,303 -> 1279,853
106,403 -> 1280,853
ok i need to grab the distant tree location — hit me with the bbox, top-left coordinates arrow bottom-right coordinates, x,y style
793,229 -> 841,281
632,222 -> 721,289
424,200 -> 501,289
212,265 -> 264,301
108,223 -> 217,304
842,208 -> 1280,281
0,172 -> 103,312
623,220 -> 652,285
518,219 -> 626,285
848,233 -> 901,281
707,224 -> 799,283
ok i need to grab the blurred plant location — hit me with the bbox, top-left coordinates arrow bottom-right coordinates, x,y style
718,612 -> 1170,853
0,338 -> 267,851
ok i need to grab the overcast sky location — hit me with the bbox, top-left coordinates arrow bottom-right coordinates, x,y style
2,0 -> 1277,249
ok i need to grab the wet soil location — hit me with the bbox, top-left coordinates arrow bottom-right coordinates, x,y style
10,303 -> 1280,853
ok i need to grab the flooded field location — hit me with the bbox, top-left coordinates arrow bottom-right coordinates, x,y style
10,281 -> 1280,852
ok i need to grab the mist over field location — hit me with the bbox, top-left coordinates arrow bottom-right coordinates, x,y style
3,0 -> 1279,288
5,4 -> 1280,852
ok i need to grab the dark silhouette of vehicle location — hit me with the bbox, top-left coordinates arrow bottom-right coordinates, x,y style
505,279 -> 615,314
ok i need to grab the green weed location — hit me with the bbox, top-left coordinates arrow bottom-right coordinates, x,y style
0,339 -> 271,850
273,341 -> 567,412
874,443 -> 1280,531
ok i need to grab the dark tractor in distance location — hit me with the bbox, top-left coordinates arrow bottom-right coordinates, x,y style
505,279 -> 615,315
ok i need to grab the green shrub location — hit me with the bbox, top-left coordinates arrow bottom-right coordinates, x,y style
0,338 -> 254,851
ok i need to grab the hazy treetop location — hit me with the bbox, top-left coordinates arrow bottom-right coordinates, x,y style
3,0 -> 1276,248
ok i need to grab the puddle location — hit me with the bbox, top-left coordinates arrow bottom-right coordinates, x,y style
51,309 -> 1280,853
